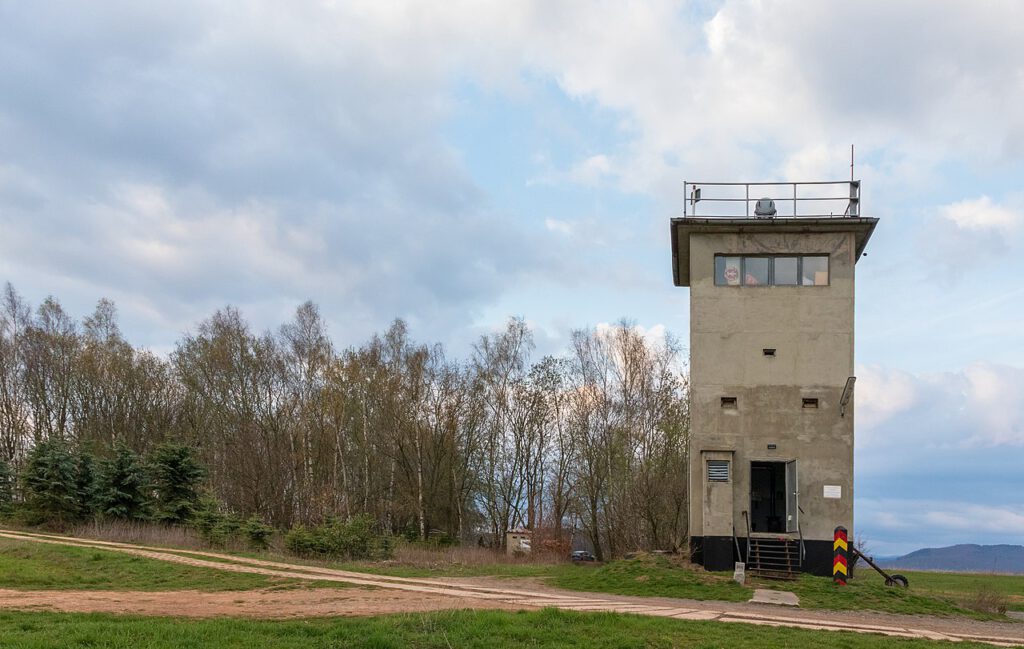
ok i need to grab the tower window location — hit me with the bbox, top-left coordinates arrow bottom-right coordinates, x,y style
715,255 -> 829,286
720,396 -> 737,408
802,398 -> 819,409
774,257 -> 799,285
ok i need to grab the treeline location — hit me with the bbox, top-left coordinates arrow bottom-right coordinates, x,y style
0,282 -> 690,559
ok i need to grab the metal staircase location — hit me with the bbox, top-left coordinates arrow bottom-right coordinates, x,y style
747,535 -> 800,580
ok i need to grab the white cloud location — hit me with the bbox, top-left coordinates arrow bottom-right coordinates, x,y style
568,154 -> 613,186
855,365 -> 918,431
941,196 -> 1021,233
544,219 -> 573,235
856,362 -> 1024,449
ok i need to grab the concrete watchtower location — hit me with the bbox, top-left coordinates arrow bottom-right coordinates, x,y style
670,180 -> 877,576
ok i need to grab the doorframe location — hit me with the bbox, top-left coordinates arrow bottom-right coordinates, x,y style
748,458 -> 798,535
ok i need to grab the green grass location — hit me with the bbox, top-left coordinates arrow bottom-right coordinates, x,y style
550,555 -> 751,601
330,552 -> 1020,616
0,539 -> 345,591
896,570 -> 1024,612
757,568 -> 1024,619
0,608 -> 1004,649
765,572 -> 978,617
343,552 -> 1022,618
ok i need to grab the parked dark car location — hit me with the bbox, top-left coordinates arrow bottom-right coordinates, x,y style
570,550 -> 596,562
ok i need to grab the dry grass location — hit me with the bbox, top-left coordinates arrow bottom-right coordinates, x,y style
69,520 -> 250,552
386,542 -> 565,569
962,589 -> 1009,615
63,521 -> 568,576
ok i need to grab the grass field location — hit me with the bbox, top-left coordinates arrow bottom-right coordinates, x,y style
335,552 -> 1018,617
898,571 -> 1024,612
0,538 -> 345,591
0,608 -> 1002,649
5,529 -> 1020,621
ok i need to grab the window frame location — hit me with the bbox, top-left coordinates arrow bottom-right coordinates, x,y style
714,254 -> 830,287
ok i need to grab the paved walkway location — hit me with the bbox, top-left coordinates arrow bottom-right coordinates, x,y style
0,529 -> 1021,647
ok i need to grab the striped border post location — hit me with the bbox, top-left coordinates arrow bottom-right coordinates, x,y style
833,526 -> 849,585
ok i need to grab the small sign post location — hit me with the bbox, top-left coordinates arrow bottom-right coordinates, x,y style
833,526 -> 849,586
733,562 -> 745,585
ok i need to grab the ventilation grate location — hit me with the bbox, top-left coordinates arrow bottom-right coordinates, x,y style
707,460 -> 730,482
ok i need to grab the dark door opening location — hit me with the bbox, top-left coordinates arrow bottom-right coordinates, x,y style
750,461 -> 787,533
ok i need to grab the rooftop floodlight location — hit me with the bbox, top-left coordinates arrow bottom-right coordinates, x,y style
754,197 -> 777,218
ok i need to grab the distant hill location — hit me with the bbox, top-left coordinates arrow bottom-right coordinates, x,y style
879,544 -> 1024,574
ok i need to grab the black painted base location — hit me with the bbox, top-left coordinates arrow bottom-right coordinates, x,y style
690,537 -> 837,576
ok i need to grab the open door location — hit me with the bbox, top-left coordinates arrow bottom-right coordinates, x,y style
785,459 -> 799,533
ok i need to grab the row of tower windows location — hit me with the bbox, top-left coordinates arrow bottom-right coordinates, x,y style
721,396 -> 819,409
714,254 -> 829,286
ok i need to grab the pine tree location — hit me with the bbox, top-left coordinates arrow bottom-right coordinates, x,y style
73,453 -> 98,519
0,459 -> 15,515
96,445 -> 151,520
20,439 -> 79,525
149,442 -> 204,524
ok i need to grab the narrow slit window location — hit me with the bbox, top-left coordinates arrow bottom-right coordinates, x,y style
721,396 -> 737,409
707,460 -> 730,482
802,398 -> 819,409
763,348 -> 776,357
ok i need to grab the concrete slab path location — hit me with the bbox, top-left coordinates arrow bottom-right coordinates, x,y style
750,589 -> 800,606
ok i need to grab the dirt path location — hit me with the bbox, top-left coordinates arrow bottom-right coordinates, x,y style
0,587 -> 510,618
1,529 -> 1021,647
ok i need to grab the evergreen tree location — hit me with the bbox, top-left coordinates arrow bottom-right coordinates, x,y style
0,459 -> 15,515
73,453 -> 98,518
149,443 -> 205,524
20,439 -> 79,525
96,445 -> 151,520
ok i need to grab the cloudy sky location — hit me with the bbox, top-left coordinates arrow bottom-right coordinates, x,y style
2,1 -> 1022,556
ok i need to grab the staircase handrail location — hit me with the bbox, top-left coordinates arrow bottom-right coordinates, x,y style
742,510 -> 751,563
797,518 -> 806,567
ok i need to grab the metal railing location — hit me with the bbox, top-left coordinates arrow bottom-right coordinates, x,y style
682,180 -> 860,219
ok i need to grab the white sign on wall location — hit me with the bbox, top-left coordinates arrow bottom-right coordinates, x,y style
823,485 -> 842,499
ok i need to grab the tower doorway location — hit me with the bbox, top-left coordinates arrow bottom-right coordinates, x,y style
750,461 -> 798,533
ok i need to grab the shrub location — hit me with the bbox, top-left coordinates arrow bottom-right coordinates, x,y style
284,524 -> 316,556
191,496 -> 241,546
284,514 -> 392,560
242,515 -> 274,550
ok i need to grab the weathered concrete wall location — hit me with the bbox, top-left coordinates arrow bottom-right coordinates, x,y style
688,230 -> 856,543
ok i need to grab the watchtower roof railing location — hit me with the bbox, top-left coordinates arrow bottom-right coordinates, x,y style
682,180 -> 860,219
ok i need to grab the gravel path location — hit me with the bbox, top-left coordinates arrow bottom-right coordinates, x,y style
1,529 -> 1021,647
